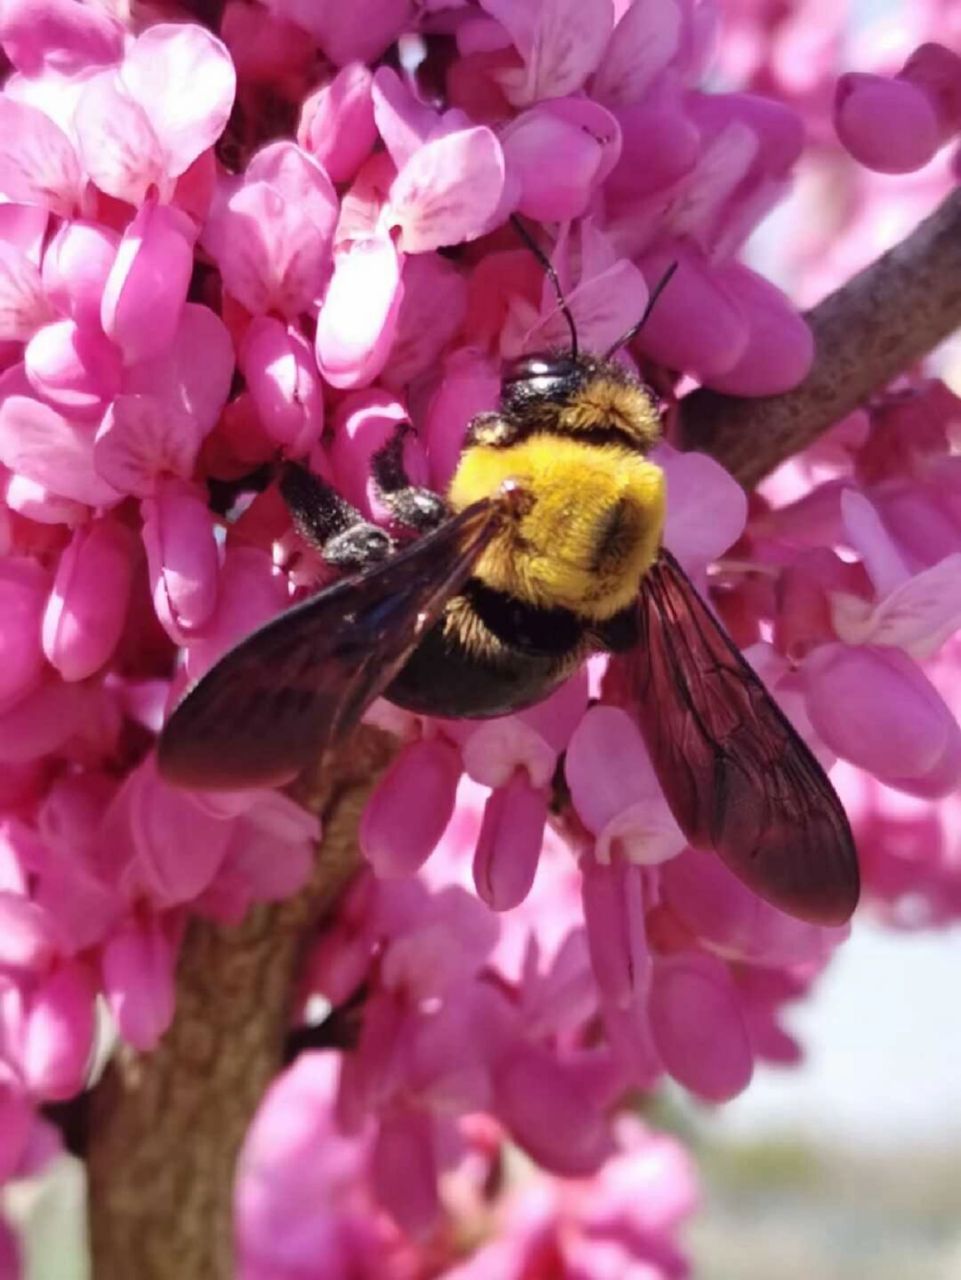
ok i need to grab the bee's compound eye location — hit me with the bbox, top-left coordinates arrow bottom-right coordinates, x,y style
503,354 -> 575,386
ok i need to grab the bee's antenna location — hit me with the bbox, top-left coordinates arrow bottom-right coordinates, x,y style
603,261 -> 679,361
509,215 -> 579,359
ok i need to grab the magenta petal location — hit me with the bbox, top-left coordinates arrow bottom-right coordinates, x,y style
636,245 -> 749,378
0,97 -> 82,216
701,264 -> 814,396
804,643 -> 961,796
566,705 -> 662,834
122,760 -> 233,905
0,558 -> 48,713
25,319 -> 121,416
0,243 -> 53,341
372,1109 -> 439,1237
42,220 -> 120,330
424,348 -> 500,490
494,1043 -> 615,1176
360,739 -> 462,877
389,127 -> 506,253
592,0 -> 682,104
473,773 -> 547,910
299,62 -> 377,184
241,316 -> 324,452
649,952 -> 754,1102
316,236 -> 404,390
371,66 -> 438,171
0,1085 -> 32,1182
581,856 -> 651,1007
101,916 -> 176,1050
119,24 -> 236,179
142,478 -> 220,642
283,0 -> 414,66
835,72 -> 941,174
0,387 -> 122,507
21,960 -> 97,1100
42,517 -> 133,681
94,394 -> 201,497
101,200 -> 196,365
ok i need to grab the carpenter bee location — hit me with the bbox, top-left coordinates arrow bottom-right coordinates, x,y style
158,224 -> 859,928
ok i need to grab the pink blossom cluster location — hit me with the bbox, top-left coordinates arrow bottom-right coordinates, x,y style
0,0 -> 958,1275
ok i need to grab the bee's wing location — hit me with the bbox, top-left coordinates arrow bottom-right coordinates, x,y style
615,549 -> 859,926
158,499 -> 501,790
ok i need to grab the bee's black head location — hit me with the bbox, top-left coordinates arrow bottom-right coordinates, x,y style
500,351 -> 598,418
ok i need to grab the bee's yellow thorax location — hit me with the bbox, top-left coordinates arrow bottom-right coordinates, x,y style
448,434 -> 666,621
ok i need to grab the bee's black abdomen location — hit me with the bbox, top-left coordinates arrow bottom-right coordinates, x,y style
385,584 -> 586,719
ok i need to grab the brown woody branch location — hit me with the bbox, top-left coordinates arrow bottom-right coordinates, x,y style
680,186 -> 961,486
86,730 -> 394,1280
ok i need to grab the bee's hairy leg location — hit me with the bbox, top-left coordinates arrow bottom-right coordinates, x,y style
370,422 -> 448,532
280,461 -> 394,571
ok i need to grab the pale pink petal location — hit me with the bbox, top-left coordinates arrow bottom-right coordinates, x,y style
299,62 -> 377,183
141,477 -> 221,642
122,303 -> 234,438
371,66 -> 439,170
0,385 -> 122,507
241,317 -> 324,453
0,894 -> 60,972
657,445 -> 748,568
0,558 -> 48,713
649,953 -> 754,1101
20,960 -> 97,1099
101,200 -> 196,365
42,219 -> 120,330
316,235 -> 404,389
566,705 -> 664,834
804,642 -> 961,796
74,70 -> 166,205
25,319 -> 121,417
0,203 -> 48,261
381,253 -> 467,390
42,517 -> 134,681
840,488 -> 911,596
502,98 -> 621,221
388,127 -> 506,253
0,0 -> 123,76
120,24 -> 236,179
459,716 -> 554,790
483,0 -> 615,105
0,242 -> 53,342
94,394 -> 201,497
101,916 -> 176,1050
592,0 -> 682,104
327,389 -> 422,521
0,96 -> 82,216
832,549 -> 961,661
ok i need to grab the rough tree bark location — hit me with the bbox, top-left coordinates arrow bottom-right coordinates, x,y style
84,187 -> 961,1278
86,728 -> 396,1279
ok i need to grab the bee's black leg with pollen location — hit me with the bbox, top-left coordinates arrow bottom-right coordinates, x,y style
280,461 -> 394,571
371,422 -> 448,532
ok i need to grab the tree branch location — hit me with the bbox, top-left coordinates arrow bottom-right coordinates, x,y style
680,186 -> 961,486
85,729 -> 394,1280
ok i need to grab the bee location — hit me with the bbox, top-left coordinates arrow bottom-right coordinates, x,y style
158,223 -> 859,928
